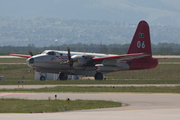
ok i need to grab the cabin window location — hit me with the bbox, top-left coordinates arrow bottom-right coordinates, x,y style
47,52 -> 55,55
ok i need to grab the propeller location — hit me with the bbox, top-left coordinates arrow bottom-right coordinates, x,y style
67,47 -> 73,66
67,47 -> 71,61
67,46 -> 73,79
29,50 -> 33,56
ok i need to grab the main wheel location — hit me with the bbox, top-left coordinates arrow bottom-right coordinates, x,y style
59,73 -> 68,80
94,72 -> 103,80
40,76 -> 46,81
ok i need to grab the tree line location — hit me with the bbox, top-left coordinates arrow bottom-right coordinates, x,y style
0,43 -> 179,55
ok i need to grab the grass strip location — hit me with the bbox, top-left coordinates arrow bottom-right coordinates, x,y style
0,63 -> 180,82
0,99 -> 121,113
0,58 -> 26,63
1,86 -> 180,93
1,79 -> 180,85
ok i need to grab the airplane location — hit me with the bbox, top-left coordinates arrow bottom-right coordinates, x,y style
9,20 -> 166,81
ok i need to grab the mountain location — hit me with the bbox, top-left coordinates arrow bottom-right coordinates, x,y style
0,0 -> 180,26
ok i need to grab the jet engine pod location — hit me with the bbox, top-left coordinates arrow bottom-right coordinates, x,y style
71,55 -> 94,70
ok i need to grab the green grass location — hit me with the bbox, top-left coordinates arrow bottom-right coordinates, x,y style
0,58 -> 26,63
1,86 -> 180,93
1,79 -> 180,85
0,64 -> 34,80
106,64 -> 180,80
0,99 -> 122,113
158,58 -> 180,62
1,64 -> 180,81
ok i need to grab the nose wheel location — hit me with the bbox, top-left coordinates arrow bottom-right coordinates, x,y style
94,72 -> 103,80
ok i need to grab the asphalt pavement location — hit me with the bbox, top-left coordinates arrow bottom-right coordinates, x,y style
0,93 -> 180,120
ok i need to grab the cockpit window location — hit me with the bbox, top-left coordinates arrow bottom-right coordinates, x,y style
47,52 -> 55,55
42,51 -> 47,54
60,53 -> 63,56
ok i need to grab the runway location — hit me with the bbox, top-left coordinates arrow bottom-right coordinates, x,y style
0,93 -> 180,120
1,84 -> 180,89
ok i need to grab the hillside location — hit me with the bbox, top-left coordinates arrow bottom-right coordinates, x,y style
0,17 -> 180,46
0,0 -> 180,26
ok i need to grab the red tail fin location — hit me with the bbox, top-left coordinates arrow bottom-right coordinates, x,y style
127,20 -> 152,56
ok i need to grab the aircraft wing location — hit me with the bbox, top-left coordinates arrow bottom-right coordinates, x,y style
93,53 -> 151,62
9,54 -> 31,58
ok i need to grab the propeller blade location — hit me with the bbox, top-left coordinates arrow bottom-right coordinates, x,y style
28,67 -> 32,73
67,46 -> 73,66
29,50 -> 33,56
67,47 -> 71,60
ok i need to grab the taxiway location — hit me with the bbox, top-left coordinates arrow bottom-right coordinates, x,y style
0,84 -> 180,89
0,93 -> 180,120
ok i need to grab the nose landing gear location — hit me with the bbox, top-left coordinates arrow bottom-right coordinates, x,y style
39,73 -> 47,81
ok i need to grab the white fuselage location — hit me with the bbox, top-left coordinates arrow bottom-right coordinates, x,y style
26,50 -> 115,76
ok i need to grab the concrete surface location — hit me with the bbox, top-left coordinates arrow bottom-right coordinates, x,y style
0,84 -> 180,89
0,93 -> 180,120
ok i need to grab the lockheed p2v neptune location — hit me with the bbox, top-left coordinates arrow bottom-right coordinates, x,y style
10,20 -> 165,81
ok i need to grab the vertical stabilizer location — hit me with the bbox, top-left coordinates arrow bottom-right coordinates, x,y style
127,20 -> 152,56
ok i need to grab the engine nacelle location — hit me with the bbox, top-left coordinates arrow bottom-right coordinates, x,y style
71,55 -> 94,69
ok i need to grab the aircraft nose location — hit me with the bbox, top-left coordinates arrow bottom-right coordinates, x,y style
26,57 -> 34,66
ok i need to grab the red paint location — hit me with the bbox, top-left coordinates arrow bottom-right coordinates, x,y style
127,20 -> 152,55
93,20 -> 163,72
127,57 -> 158,70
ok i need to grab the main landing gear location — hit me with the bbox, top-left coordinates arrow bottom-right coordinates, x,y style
59,72 -> 68,80
94,72 -> 103,80
40,76 -> 46,81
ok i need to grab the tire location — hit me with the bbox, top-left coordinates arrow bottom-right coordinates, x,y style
94,72 -> 103,80
59,73 -> 68,80
40,76 -> 46,81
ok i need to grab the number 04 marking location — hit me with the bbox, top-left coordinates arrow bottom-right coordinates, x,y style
137,41 -> 145,48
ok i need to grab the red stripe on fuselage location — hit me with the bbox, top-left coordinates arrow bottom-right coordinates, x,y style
56,56 -> 68,62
